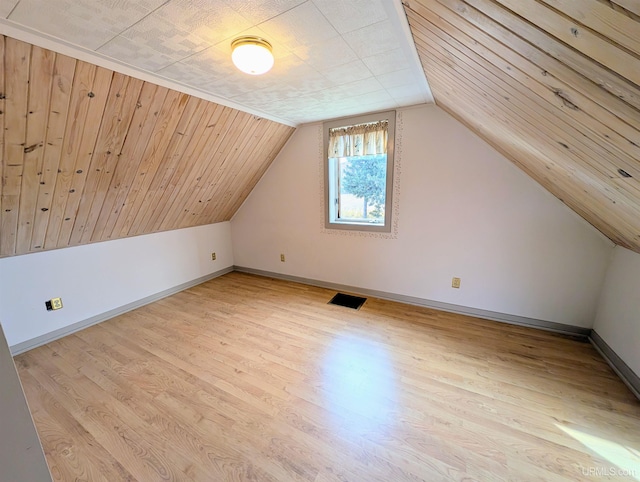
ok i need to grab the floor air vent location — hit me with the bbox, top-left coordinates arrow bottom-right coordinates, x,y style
328,293 -> 367,310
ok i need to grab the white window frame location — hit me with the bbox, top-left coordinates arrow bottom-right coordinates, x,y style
323,110 -> 396,233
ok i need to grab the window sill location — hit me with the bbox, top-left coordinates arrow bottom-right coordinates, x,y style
326,220 -> 390,233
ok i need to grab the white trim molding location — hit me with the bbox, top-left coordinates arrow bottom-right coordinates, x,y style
0,19 -> 296,127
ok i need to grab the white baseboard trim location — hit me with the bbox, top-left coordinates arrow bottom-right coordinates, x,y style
590,330 -> 640,401
10,266 -> 234,356
233,266 -> 592,338
10,263 -> 593,353
13,264 -> 637,401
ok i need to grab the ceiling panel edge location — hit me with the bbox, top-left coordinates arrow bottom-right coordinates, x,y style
0,19 -> 297,128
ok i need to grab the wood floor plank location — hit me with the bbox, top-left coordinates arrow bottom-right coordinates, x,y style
24,343 -> 197,481
16,272 -> 640,482
17,368 -> 136,482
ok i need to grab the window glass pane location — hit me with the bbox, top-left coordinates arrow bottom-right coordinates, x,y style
324,110 -> 395,233
336,154 -> 387,223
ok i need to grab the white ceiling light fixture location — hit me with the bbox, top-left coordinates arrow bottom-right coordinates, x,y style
231,36 -> 274,75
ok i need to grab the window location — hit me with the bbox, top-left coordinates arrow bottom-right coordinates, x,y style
324,111 -> 395,232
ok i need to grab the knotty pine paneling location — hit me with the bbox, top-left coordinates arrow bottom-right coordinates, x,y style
404,0 -> 640,253
0,36 -> 295,257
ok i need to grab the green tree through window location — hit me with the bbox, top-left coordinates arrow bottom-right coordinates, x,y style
340,154 -> 387,221
324,111 -> 395,232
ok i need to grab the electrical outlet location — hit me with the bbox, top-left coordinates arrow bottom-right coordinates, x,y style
45,297 -> 63,311
452,277 -> 461,289
211,252 -> 216,261
280,253 -> 285,262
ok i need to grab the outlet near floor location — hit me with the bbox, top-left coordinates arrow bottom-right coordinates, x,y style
452,277 -> 461,289
45,297 -> 63,311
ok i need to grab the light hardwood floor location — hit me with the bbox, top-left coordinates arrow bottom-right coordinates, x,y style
15,272 -> 640,481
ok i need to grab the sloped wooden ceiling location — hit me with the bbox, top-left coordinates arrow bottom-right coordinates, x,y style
404,0 -> 640,253
0,36 -> 294,257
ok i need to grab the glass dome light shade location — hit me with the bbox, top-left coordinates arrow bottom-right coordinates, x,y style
231,37 -> 274,75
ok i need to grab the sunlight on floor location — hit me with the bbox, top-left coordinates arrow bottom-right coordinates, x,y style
556,424 -> 640,480
321,334 -> 398,434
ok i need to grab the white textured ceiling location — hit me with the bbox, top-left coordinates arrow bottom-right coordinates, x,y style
0,0 -> 433,125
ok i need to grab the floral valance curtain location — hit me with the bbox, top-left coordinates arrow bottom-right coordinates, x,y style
328,120 -> 388,158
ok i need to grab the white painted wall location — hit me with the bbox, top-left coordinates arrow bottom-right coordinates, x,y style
593,246 -> 640,376
0,323 -> 51,481
0,222 -> 233,347
231,105 -> 613,327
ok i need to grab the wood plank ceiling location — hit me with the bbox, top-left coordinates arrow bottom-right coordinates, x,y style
404,0 -> 640,253
0,36 -> 294,257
